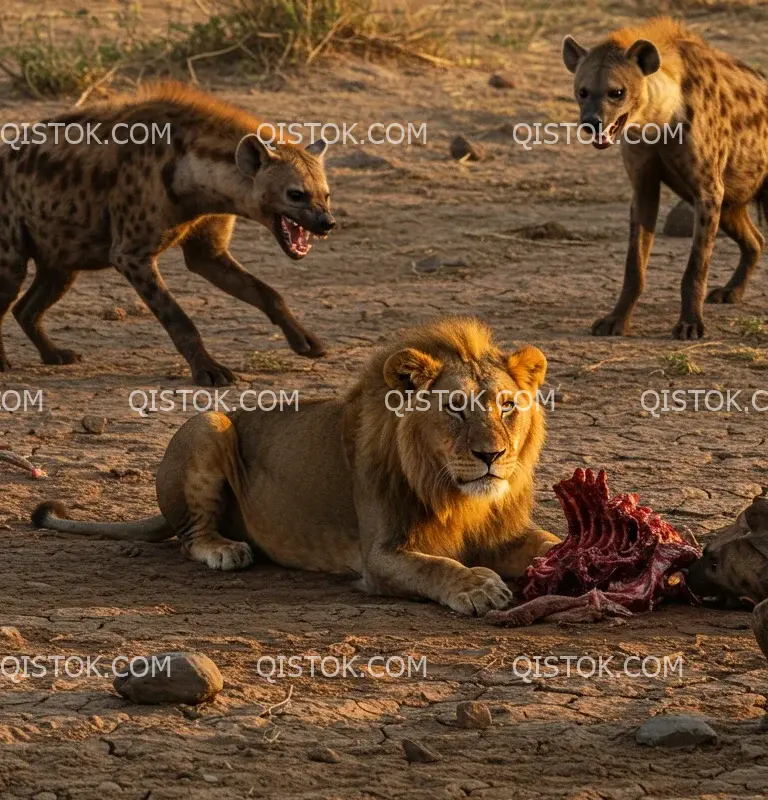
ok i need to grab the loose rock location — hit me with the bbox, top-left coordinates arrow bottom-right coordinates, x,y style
456,700 -> 492,729
402,738 -> 441,763
0,626 -> 26,649
413,255 -> 470,274
308,746 -> 342,763
81,415 -> 108,435
103,307 -> 127,321
113,652 -> 223,705
662,200 -> 694,237
488,73 -> 515,89
635,714 -> 717,747
33,793 -> 57,800
330,150 -> 394,171
449,135 -> 484,162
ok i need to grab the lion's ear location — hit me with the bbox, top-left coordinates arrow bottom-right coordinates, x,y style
383,348 -> 442,391
507,345 -> 547,390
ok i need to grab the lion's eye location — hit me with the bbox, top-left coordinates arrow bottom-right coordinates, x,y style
500,400 -> 516,416
578,87 -> 589,99
608,88 -> 625,101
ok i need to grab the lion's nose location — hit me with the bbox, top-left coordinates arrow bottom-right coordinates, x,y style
472,449 -> 506,466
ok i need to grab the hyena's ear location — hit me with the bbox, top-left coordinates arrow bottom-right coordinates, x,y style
235,134 -> 277,177
626,39 -> 661,76
507,345 -> 547,391
305,138 -> 328,159
383,348 -> 442,391
562,36 -> 587,73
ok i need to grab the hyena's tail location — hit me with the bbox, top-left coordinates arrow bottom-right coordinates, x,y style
31,501 -> 172,542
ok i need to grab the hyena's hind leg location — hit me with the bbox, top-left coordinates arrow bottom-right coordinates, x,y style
156,411 -> 254,571
13,266 -> 82,364
706,204 -> 764,305
0,232 -> 29,371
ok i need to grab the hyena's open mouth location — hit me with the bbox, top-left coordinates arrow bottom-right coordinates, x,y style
274,214 -> 312,260
592,113 -> 629,149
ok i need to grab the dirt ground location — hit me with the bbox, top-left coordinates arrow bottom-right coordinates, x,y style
1,1 -> 768,798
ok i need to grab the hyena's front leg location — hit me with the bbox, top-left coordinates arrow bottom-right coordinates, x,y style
112,248 -> 236,386
706,204 -> 764,305
592,167 -> 660,336
181,218 -> 325,358
674,185 -> 724,339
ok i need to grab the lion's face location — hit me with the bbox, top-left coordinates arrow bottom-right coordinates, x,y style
383,341 -> 547,504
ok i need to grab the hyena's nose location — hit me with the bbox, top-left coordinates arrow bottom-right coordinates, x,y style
580,116 -> 602,137
318,212 -> 336,234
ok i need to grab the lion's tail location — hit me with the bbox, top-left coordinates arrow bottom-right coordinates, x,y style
31,501 -> 172,542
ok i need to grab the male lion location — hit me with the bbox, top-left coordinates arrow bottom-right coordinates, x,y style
33,317 -> 558,615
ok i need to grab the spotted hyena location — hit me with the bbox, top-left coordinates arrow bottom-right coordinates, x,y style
563,17 -> 768,339
0,82 -> 335,385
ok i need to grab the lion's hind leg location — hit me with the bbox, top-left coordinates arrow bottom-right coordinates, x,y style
156,411 -> 254,571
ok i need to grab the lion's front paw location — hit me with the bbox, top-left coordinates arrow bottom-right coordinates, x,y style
188,538 -> 254,571
446,567 -> 514,616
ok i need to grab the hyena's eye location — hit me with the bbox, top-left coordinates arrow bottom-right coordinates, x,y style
608,88 -> 625,101
287,189 -> 309,203
578,87 -> 589,99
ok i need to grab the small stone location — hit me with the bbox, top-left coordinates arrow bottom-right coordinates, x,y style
202,774 -> 219,783
413,255 -> 469,274
97,782 -> 122,793
330,150 -> 393,171
662,200 -> 694,237
402,738 -> 441,763
0,626 -> 26,649
456,700 -> 492,729
488,73 -> 515,89
308,746 -> 341,763
449,135 -> 484,162
113,652 -> 223,706
33,793 -> 57,800
81,415 -> 107,435
103,307 -> 127,321
635,715 -> 717,747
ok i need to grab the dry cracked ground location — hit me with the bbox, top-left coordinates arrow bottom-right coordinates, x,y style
1,1 -> 768,798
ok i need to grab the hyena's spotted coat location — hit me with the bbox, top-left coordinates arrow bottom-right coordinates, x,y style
564,17 -> 768,339
0,82 -> 335,385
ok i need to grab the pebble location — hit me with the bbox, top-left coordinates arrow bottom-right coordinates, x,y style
113,652 -> 223,705
97,781 -> 122,793
330,150 -> 393,170
488,73 -> 515,89
33,793 -> 57,800
0,626 -> 26,648
635,714 -> 717,747
81,415 -> 108,435
456,700 -> 492,729
308,746 -> 342,763
402,738 -> 441,763
103,307 -> 127,321
449,135 -> 484,162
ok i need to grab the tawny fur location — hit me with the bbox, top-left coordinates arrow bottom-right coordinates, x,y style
32,317 -> 558,616
0,80 -> 335,385
564,17 -> 768,339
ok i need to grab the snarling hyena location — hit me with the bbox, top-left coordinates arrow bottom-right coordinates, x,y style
0,81 -> 335,385
563,17 -> 768,339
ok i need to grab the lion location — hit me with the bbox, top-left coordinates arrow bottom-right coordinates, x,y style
32,317 -> 559,615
